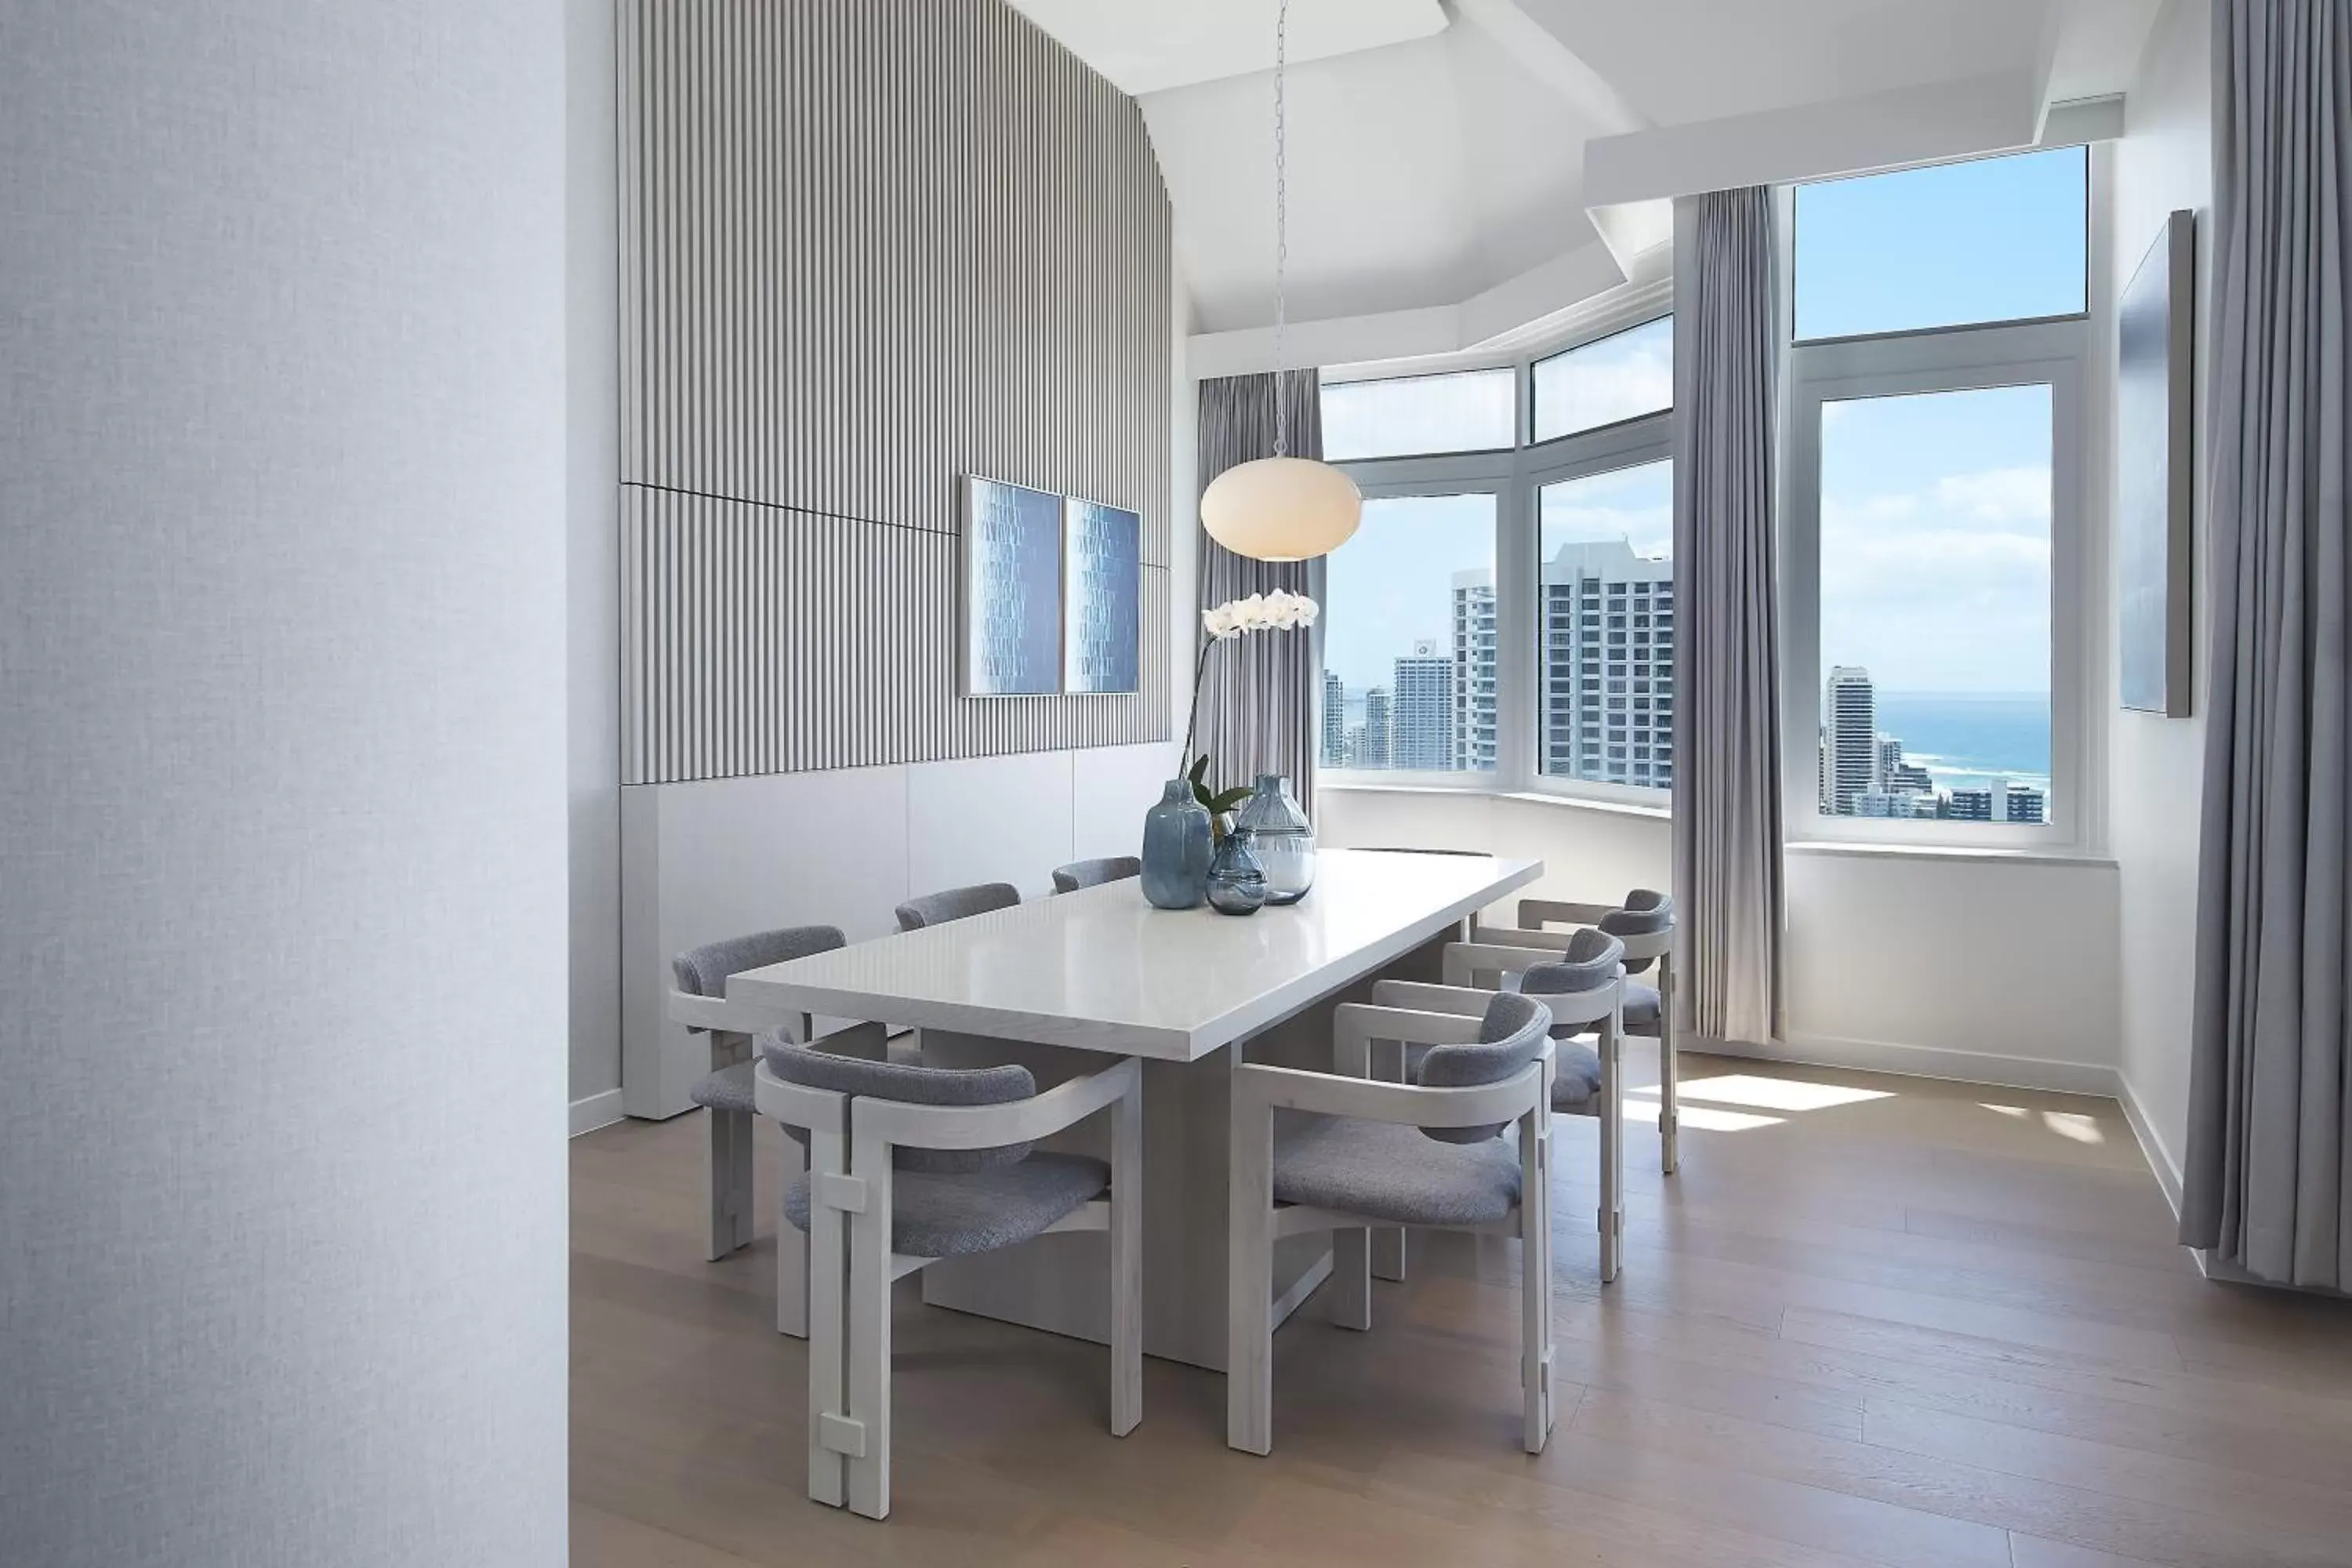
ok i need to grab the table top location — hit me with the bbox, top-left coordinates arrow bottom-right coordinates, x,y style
726,849 -> 1541,1062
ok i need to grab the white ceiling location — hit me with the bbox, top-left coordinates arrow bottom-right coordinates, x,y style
1015,0 -> 2166,353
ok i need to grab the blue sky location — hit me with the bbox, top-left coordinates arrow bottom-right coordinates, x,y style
1319,147 -> 2082,706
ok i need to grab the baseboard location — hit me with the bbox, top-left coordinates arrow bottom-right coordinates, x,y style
1715,1030 -> 2122,1099
2116,1073 -> 2184,1218
570,1088 -> 626,1138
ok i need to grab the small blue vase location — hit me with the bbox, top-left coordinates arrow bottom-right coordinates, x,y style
1141,779 -> 1213,909
1205,826 -> 1268,916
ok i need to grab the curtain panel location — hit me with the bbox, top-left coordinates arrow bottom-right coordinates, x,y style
1670,187 -> 1787,1049
2182,0 -> 2350,1287
1194,370 -> 1325,815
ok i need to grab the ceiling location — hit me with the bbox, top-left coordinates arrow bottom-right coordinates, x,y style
1008,0 -> 2165,353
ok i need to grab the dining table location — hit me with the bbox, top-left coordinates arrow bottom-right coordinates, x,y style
725,847 -> 1543,1371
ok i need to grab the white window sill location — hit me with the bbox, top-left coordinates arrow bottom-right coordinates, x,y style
1319,779 -> 1669,821
1784,840 -> 2118,869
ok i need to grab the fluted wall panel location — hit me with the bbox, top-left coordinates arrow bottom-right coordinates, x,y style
617,0 -> 1173,782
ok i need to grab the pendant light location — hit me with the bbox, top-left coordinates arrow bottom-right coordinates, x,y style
1199,0 -> 1362,563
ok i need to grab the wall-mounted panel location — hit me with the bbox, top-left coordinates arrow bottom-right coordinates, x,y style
617,0 -> 1174,782
622,488 -> 1171,781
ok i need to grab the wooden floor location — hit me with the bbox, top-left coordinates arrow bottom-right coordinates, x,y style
572,1046 -> 2352,1568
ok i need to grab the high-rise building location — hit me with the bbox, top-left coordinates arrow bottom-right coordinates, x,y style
1320,670 -> 1345,767
1531,539 -> 1676,789
1824,666 -> 1877,814
2005,782 -> 2047,824
1947,786 -> 1994,821
1391,641 -> 1454,770
1358,687 -> 1392,769
1450,572 -> 1497,771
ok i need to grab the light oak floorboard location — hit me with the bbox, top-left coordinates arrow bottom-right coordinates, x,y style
571,1050 -> 2352,1566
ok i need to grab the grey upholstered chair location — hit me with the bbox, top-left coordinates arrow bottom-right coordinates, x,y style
668,925 -> 886,1335
1377,928 -> 1629,1279
1050,855 -> 1142,893
756,1039 -> 1142,1520
1466,889 -> 1680,1173
894,880 -> 1021,931
1226,990 -> 1559,1457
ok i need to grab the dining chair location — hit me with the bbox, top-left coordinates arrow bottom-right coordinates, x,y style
894,880 -> 1021,931
1465,890 -> 1680,1174
757,1040 -> 1143,1520
1050,855 -> 1142,893
1380,929 -> 1629,1280
668,925 -> 887,1336
1226,989 -> 1560,1457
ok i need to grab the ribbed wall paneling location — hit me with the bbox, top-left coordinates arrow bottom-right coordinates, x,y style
616,0 -> 1172,784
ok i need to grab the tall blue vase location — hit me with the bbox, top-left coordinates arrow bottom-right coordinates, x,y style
1141,779 -> 1212,909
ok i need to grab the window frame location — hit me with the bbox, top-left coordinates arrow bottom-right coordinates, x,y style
1317,364 -> 1520,464
1318,298 -> 1675,805
1780,314 -> 2092,851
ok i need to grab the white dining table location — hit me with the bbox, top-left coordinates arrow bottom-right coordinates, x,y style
727,848 -> 1542,1370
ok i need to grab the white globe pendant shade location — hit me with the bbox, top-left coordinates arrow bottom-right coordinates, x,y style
1200,455 -> 1363,562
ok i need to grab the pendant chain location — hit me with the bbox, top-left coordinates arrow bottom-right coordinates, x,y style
1272,0 -> 1290,459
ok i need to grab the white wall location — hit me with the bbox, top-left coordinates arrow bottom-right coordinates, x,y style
2105,0 -> 2213,1192
569,0 -> 623,1108
0,4 -> 568,1563
1323,791 -> 2122,1092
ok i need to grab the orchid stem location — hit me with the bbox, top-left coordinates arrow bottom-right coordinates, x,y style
1180,636 -> 1215,775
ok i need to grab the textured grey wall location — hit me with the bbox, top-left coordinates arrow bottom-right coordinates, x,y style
0,4 -> 569,1564
616,0 -> 1175,783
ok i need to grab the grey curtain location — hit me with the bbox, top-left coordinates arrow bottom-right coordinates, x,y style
1670,187 -> 1785,1047
2181,0 -> 2350,1287
1194,371 -> 1324,813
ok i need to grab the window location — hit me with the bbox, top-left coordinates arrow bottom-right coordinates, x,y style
1318,311 -> 1673,800
1814,386 -> 2053,825
1533,317 -> 1673,442
1787,147 -> 2087,844
1793,146 -> 2088,341
1319,492 -> 1496,774
1319,368 -> 1515,461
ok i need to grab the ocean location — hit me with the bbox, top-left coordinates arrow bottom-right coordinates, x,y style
1875,691 -> 2052,793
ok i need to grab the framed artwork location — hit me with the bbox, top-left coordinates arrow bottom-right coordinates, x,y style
2118,209 -> 2194,716
961,475 -> 1065,697
1062,497 -> 1142,694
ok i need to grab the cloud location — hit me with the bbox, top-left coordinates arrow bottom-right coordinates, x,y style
1936,466 -> 2050,524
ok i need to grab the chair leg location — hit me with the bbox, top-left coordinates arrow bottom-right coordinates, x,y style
1331,1228 -> 1372,1330
707,1107 -> 754,1261
1599,1011 -> 1624,1284
776,1130 -> 809,1338
804,1127 -> 848,1508
1370,1038 -> 1407,1282
1519,1108 -> 1555,1453
1108,1075 -> 1143,1437
1226,1079 -> 1275,1456
1657,959 -> 1680,1176
845,1133 -> 895,1520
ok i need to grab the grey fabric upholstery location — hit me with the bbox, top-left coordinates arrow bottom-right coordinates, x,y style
690,1059 -> 757,1116
1621,981 -> 1662,1031
1273,1115 -> 1522,1227
1416,991 -> 1552,1144
670,924 -> 848,1028
1550,1040 -> 1605,1112
1051,856 -> 1142,893
783,1152 -> 1109,1258
895,881 -> 1020,931
763,1036 -> 1036,1173
1599,889 -> 1675,974
1520,929 -> 1627,1048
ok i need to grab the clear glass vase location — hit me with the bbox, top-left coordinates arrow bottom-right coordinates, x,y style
1233,774 -> 1315,905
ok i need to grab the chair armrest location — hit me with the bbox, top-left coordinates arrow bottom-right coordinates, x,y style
1526,968 -> 1624,1030
1441,941 -> 1571,988
852,1057 -> 1142,1151
1368,979 -> 1494,1017
1234,1051 -> 1549,1131
1518,898 -> 1610,930
753,1059 -> 847,1134
1469,922 -> 1578,952
668,988 -> 810,1038
1335,1002 -> 1491,1058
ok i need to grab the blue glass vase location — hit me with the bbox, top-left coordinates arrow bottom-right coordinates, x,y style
1233,774 -> 1315,905
1205,826 -> 1268,916
1141,779 -> 1213,909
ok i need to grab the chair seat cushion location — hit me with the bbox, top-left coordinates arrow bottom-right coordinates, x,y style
1272,1114 -> 1523,1229
1550,1040 -> 1604,1112
1622,982 -> 1661,1031
783,1152 -> 1109,1259
690,1059 -> 757,1115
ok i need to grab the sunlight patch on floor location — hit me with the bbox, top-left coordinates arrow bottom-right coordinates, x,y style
1622,1091 -> 1785,1133
2042,1111 -> 2105,1144
1674,1074 -> 1895,1112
